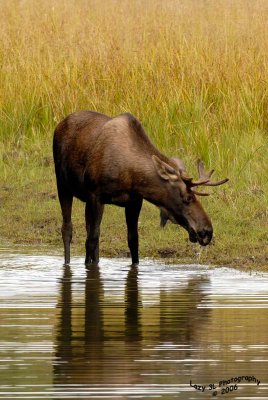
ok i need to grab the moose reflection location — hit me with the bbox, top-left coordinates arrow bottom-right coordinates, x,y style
53,264 -> 210,388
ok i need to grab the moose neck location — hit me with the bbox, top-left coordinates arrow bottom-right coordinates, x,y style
133,167 -> 171,209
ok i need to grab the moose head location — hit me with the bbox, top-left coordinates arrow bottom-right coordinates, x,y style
157,157 -> 228,246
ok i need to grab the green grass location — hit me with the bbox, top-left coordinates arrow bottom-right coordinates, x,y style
0,0 -> 267,268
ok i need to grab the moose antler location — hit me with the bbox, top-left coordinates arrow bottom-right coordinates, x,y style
179,159 -> 228,195
196,159 -> 229,187
180,170 -> 210,187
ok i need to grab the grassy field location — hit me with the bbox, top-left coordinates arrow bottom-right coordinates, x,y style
0,0 -> 267,268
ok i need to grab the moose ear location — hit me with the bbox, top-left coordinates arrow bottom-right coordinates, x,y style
152,155 -> 179,181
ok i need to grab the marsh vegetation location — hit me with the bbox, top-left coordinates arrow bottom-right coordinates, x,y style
0,0 -> 267,267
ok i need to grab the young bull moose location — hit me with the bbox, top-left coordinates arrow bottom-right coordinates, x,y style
53,111 -> 228,266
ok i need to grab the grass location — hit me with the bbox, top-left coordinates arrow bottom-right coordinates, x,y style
0,0 -> 267,268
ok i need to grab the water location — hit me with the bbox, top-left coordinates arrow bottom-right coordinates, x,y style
0,247 -> 267,399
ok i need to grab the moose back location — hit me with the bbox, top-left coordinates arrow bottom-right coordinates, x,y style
53,111 -> 228,266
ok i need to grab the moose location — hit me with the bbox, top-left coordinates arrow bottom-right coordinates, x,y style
53,111 -> 228,266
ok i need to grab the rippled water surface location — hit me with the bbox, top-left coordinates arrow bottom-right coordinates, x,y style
0,247 -> 268,399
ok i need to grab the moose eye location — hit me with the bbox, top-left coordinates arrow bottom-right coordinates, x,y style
183,194 -> 193,205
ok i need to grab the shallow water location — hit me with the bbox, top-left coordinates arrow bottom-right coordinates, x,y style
0,248 -> 268,399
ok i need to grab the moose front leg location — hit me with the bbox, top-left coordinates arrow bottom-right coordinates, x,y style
85,196 -> 104,267
125,198 -> 143,266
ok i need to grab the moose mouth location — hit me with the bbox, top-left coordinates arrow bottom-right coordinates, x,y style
188,228 -> 212,246
174,218 -> 211,246
189,229 -> 198,244
161,211 -> 213,247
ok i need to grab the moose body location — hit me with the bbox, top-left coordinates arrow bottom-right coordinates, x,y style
53,111 -> 228,266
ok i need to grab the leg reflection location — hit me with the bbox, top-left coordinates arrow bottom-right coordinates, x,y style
85,264 -> 104,343
125,265 -> 142,341
54,265 -> 73,377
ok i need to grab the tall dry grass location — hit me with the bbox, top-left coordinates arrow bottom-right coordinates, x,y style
0,0 -> 267,260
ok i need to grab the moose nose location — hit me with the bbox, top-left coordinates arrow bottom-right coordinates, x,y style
197,229 -> 213,246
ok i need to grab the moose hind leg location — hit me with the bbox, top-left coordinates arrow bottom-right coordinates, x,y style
85,196 -> 104,267
125,198 -> 143,266
58,189 -> 73,265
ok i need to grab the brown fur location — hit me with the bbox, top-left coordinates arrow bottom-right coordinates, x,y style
53,111 -> 213,266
